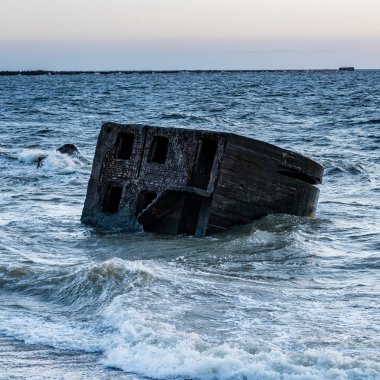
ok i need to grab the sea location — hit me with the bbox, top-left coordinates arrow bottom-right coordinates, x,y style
0,71 -> 379,380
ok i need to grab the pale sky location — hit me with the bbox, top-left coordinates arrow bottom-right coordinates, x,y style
1,0 -> 379,70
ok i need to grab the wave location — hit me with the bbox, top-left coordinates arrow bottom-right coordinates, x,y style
1,256 -> 379,379
160,113 -> 188,120
325,163 -> 366,177
0,306 -> 105,353
159,113 -> 210,122
101,301 -> 380,379
2,291 -> 377,380
0,258 -> 156,312
6,285 -> 376,375
17,148 -> 86,173
356,118 -> 380,125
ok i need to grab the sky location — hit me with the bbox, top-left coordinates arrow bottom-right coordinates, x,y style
0,0 -> 379,70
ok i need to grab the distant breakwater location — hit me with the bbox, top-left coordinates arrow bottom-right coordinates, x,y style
0,69 -> 339,76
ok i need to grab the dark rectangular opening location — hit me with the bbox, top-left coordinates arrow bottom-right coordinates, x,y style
116,132 -> 134,160
149,136 -> 168,164
135,191 -> 157,216
178,198 -> 203,235
102,186 -> 122,214
189,139 -> 218,190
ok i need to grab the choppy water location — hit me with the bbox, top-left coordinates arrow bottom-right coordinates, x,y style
0,71 -> 379,380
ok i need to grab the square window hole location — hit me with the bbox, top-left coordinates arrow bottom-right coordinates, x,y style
149,136 -> 168,164
116,132 -> 134,160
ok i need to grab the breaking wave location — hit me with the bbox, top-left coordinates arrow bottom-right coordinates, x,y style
17,148 -> 86,173
1,256 -> 379,379
103,305 -> 379,380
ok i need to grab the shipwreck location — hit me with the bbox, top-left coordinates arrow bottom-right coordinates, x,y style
82,123 -> 323,236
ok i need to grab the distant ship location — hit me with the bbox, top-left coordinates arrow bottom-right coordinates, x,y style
82,123 -> 323,236
338,67 -> 355,72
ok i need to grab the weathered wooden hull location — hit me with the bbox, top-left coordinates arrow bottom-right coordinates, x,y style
82,123 -> 323,236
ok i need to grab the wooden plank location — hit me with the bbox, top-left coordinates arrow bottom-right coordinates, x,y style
225,139 -> 323,183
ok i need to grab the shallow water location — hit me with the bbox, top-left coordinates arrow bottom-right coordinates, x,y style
0,71 -> 379,379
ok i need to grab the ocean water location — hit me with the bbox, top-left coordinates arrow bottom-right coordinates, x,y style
0,71 -> 379,380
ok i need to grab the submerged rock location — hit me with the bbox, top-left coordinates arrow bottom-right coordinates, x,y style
36,154 -> 48,168
56,144 -> 80,156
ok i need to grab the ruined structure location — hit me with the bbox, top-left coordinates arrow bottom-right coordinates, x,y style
82,123 -> 323,236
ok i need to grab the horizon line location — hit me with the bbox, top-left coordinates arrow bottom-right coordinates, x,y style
1,68 -> 377,76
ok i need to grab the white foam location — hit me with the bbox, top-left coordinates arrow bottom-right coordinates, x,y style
2,297 -> 377,380
0,307 -> 106,353
101,298 -> 379,380
2,258 -> 379,379
248,229 -> 277,245
18,149 -> 46,164
18,149 -> 84,173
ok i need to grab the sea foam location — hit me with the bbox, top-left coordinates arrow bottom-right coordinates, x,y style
101,295 -> 379,380
18,149 -> 85,173
1,257 -> 379,380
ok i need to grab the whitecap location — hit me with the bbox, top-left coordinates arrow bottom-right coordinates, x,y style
18,149 -> 85,173
18,149 -> 47,164
101,299 -> 380,380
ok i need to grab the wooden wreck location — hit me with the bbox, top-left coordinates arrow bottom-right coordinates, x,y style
82,123 -> 323,236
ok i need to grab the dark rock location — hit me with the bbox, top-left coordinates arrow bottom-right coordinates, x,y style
57,144 -> 79,156
36,155 -> 47,168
